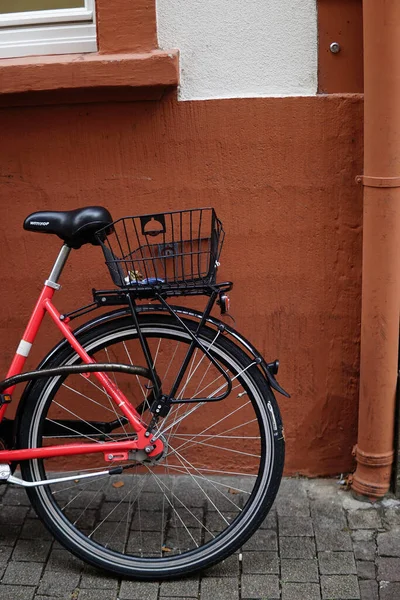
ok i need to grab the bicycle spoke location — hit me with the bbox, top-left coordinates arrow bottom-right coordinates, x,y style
168,447 -> 232,523
51,402 -> 118,442
163,465 -> 252,495
44,418 -> 105,444
88,475 -> 148,540
122,341 -> 147,402
172,401 -> 252,452
62,383 -> 116,415
146,467 -> 201,549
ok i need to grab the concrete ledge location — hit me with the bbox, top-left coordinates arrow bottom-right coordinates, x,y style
0,49 -> 179,105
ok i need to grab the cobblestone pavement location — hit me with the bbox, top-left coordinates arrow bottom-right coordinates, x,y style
0,478 -> 399,600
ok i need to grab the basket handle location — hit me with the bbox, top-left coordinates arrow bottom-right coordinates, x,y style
140,214 -> 166,237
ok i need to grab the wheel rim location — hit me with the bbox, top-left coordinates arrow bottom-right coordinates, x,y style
25,321 -> 275,572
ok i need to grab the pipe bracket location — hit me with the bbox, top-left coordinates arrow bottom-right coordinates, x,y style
356,175 -> 400,188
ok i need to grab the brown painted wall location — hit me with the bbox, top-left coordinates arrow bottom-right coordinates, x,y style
318,0 -> 363,93
0,93 -> 363,476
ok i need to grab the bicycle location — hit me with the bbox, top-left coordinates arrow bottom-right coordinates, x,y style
0,205 -> 287,579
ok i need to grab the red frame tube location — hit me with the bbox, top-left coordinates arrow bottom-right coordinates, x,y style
0,439 -> 151,462
0,283 -> 163,462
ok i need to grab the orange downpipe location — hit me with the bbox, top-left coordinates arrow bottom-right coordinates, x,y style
351,0 -> 400,499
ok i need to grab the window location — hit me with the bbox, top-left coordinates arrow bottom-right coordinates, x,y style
0,0 -> 97,59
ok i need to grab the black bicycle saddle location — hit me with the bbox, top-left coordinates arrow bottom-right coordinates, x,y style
23,206 -> 113,249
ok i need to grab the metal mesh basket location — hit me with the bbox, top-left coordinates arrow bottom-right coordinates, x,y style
95,208 -> 224,289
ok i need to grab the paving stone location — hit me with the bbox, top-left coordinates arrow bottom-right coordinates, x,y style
61,490 -> 105,511
259,510 -> 277,529
20,518 -> 53,540
99,501 -> 135,523
242,528 -> 277,551
2,560 -> 43,585
80,566 -> 119,590
201,577 -> 239,600
376,557 -> 400,581
36,571 -> 80,596
380,582 -> 400,600
205,511 -> 235,532
242,551 -> 279,574
281,558 -> 319,583
0,524 -> 21,546
166,527 -> 202,552
119,580 -> 159,600
63,508 -> 97,530
307,479 -> 342,500
351,530 -> 375,542
310,499 -> 347,530
175,507 -> 205,529
282,582 -> 321,600
0,505 -> 29,525
0,586 -> 36,600
241,574 -> 279,599
34,597 -> 73,600
280,536 -> 316,558
127,530 -> 165,555
204,492 -> 242,513
356,560 -> 376,580
321,574 -> 360,599
0,478 -> 397,600
12,538 -> 51,562
160,578 -> 199,597
46,547 -> 84,573
2,487 -> 31,506
163,482 -> 206,509
130,511 -> 164,531
203,553 -> 240,577
279,478 -> 308,497
318,551 -> 356,574
0,546 -> 13,562
383,508 -> 400,529
275,489 -> 310,517
315,528 -> 352,551
347,510 -> 382,530
78,590 -> 118,600
359,580 -> 378,600
353,540 -> 376,561
278,516 -> 314,536
377,529 -> 400,556
133,491 -> 171,513
85,521 -> 125,553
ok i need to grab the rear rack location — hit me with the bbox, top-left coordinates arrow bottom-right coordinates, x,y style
93,281 -> 233,306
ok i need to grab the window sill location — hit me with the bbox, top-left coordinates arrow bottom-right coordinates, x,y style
0,49 -> 179,106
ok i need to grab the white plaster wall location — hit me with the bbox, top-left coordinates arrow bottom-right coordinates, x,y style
156,0 -> 318,100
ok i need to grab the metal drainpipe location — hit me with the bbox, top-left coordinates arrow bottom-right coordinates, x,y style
350,0 -> 400,500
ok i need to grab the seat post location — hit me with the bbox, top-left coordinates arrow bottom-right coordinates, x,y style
45,244 -> 71,289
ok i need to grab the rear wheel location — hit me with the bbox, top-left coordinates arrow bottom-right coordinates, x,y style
18,314 -> 284,579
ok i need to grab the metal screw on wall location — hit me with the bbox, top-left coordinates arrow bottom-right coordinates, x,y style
330,42 -> 341,54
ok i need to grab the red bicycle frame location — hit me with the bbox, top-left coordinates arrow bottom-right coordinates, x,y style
0,245 -> 164,465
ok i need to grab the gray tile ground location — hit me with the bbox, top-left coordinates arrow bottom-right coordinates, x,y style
0,478 -> 399,599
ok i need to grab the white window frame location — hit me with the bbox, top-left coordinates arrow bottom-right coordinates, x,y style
0,0 -> 97,59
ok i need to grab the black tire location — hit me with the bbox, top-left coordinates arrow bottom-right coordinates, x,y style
18,314 -> 284,579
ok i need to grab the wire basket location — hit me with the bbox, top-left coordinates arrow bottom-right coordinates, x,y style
95,208 -> 224,289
